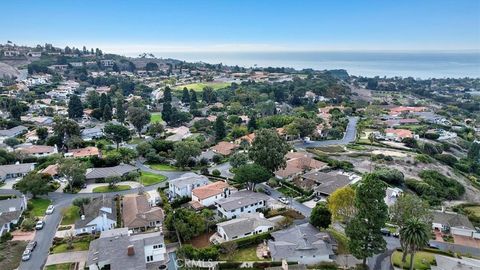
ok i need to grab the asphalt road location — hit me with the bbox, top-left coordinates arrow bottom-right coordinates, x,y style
368,236 -> 400,270
259,183 -> 312,219
294,116 -> 359,149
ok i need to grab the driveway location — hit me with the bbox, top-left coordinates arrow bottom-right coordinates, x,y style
45,251 -> 88,266
294,116 -> 358,149
368,236 -> 401,270
259,183 -> 312,219
209,162 -> 234,179
430,240 -> 480,257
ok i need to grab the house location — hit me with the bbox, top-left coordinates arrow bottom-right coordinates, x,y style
215,213 -> 274,242
75,197 -> 117,235
165,126 -> 192,142
235,133 -> 256,145
268,224 -> 335,265
0,195 -> 27,236
431,211 -> 479,239
168,172 -> 210,199
66,146 -> 100,158
17,145 -> 58,157
215,190 -> 269,219
87,228 -> 167,270
274,152 -> 327,179
100,59 -> 115,67
85,164 -> 138,181
384,128 -> 414,142
0,125 -> 28,143
211,141 -> 238,156
191,181 -> 235,207
299,171 -> 351,197
389,106 -> 427,117
81,127 -> 104,141
0,163 -> 36,181
122,194 -> 164,232
39,164 -> 59,178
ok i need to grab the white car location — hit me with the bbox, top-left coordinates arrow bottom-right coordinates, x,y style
35,220 -> 44,230
278,197 -> 290,204
21,249 -> 31,261
45,205 -> 55,215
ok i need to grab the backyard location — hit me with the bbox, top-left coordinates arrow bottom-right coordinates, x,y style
391,251 -> 436,270
139,172 -> 167,186
219,245 -> 267,261
0,241 -> 27,270
174,82 -> 231,91
61,206 -> 80,225
30,198 -> 52,216
92,185 -> 131,193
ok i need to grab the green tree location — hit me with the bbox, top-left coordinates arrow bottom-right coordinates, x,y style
86,91 -> 100,109
116,95 -> 125,123
400,218 -> 430,270
58,158 -> 86,191
164,87 -> 172,103
4,137 -> 20,147
148,122 -> 164,137
72,197 -> 91,215
233,164 -> 271,190
230,152 -> 249,168
214,116 -> 226,140
15,173 -> 51,198
468,141 -> 480,161
145,62 -> 159,71
310,202 -> 332,229
99,93 -> 108,112
174,140 -> 201,168
103,104 -> 113,121
345,173 -> 388,266
36,127 -> 48,141
247,114 -> 257,132
104,124 -> 131,149
249,129 -> 289,173
162,102 -> 172,123
285,117 -> 317,138
165,208 -> 206,241
53,116 -> 81,150
190,89 -> 198,102
127,106 -> 151,137
327,186 -> 356,223
68,94 -> 83,119
182,87 -> 190,104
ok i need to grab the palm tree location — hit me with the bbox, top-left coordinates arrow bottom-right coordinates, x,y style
400,218 -> 430,270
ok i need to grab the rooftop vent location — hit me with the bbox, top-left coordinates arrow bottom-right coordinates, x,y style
127,245 -> 135,256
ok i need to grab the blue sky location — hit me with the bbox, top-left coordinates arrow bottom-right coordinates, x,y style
1,0 -> 479,53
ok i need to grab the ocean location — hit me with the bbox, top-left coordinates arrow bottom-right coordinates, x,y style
141,51 -> 480,79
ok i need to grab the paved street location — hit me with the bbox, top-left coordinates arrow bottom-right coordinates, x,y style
430,240 -> 480,257
294,116 -> 358,149
368,236 -> 401,270
259,183 -> 312,219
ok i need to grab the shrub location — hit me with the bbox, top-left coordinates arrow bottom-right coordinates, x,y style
233,232 -> 271,248
177,244 -> 219,260
374,167 -> 404,186
212,154 -> 222,163
434,153 -> 458,167
406,170 -> 465,205
267,178 -> 279,187
0,232 -> 12,243
22,218 -> 36,231
415,154 -> 432,163
212,169 -> 221,176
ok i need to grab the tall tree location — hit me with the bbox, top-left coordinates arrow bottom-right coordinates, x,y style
190,89 -> 198,103
174,140 -> 201,168
182,87 -> 190,104
345,173 -> 388,266
58,159 -> 86,192
86,91 -> 100,109
15,173 -> 51,198
247,114 -> 257,132
400,218 -> 430,270
214,116 -> 226,140
468,141 -> 480,161
36,127 -> 48,141
99,93 -> 108,112
249,128 -> 289,173
68,94 -> 83,119
162,102 -> 172,123
233,164 -> 271,190
116,95 -> 125,123
127,106 -> 151,137
327,186 -> 356,223
53,116 -> 81,150
163,87 -> 172,103
104,123 -> 131,149
103,104 -> 112,121
72,197 -> 91,215
310,202 -> 332,229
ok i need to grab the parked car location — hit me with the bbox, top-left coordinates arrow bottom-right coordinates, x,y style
45,205 -> 55,215
264,189 -> 271,195
26,241 -> 37,251
21,249 -> 31,261
278,197 -> 289,204
380,228 -> 391,236
35,220 -> 44,230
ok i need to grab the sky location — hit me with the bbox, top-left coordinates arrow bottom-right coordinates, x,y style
1,0 -> 479,53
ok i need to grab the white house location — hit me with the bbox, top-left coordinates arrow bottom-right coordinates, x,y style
191,181 -> 235,207
215,213 -> 274,242
215,190 -> 269,220
0,163 -> 36,181
74,197 -> 116,235
0,195 -> 27,236
168,172 -> 210,199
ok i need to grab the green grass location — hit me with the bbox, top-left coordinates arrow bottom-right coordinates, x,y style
277,187 -> 301,198
174,82 -> 231,91
45,263 -> 75,270
140,172 -> 168,186
51,241 -> 90,254
219,246 -> 267,261
30,198 -> 52,216
61,206 -> 80,225
464,206 -> 480,217
391,251 -> 436,270
92,185 -> 131,193
150,113 -> 162,123
148,163 -> 180,171
0,241 -> 27,270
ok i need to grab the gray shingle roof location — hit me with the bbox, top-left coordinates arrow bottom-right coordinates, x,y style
85,164 -> 138,180
0,125 -> 27,137
0,197 -> 25,213
75,196 -> 116,228
169,172 -> 209,189
216,190 -> 269,211
0,163 -> 35,179
217,213 -> 274,239
432,211 -> 474,229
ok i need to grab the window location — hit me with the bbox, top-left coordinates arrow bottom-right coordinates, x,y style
153,244 -> 163,249
147,255 -> 154,262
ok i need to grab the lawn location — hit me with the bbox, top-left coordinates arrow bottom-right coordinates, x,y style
92,185 -> 131,193
140,172 -> 167,186
150,113 -> 162,123
219,246 -> 267,261
0,241 -> 27,270
30,198 -> 52,216
61,205 -> 80,225
464,205 -> 480,217
391,251 -> 436,270
45,263 -> 76,270
51,241 -> 90,254
148,163 -> 180,171
174,82 -> 231,91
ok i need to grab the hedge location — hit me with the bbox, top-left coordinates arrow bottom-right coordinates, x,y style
232,232 -> 271,248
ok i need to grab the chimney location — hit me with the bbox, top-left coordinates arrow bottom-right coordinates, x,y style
127,245 -> 135,256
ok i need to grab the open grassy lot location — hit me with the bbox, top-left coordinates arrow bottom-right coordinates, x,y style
61,205 -> 80,225
219,245 -> 267,261
148,163 -> 180,171
92,185 -> 131,193
391,251 -> 436,270
174,82 -> 231,91
51,241 -> 90,254
150,112 -> 162,123
30,198 -> 52,216
45,263 -> 76,270
0,241 -> 27,270
140,172 -> 167,186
